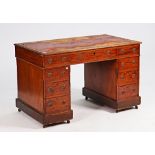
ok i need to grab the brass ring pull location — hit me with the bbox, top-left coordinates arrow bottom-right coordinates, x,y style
47,72 -> 52,77
61,71 -> 65,76
48,87 -> 54,93
48,59 -> 53,64
132,48 -> 136,53
121,62 -> 125,67
47,100 -> 53,107
107,50 -> 111,55
122,91 -> 126,94
61,84 -> 66,90
62,100 -> 66,104
120,49 -> 125,53
121,75 -> 125,79
132,74 -> 136,79
132,60 -> 136,64
62,56 -> 67,62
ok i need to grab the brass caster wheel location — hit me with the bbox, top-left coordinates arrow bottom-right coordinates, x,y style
135,105 -> 138,109
85,96 -> 88,100
18,109 -> 21,112
116,110 -> 119,113
67,120 -> 70,124
43,125 -> 47,128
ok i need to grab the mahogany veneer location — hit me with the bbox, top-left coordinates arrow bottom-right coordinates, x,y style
15,34 -> 141,127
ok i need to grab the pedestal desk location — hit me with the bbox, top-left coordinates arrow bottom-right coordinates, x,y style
15,34 -> 141,127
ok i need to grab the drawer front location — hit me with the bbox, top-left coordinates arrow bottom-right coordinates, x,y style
95,48 -> 117,60
45,95 -> 70,114
71,52 -> 85,64
44,48 -> 117,67
84,48 -> 117,62
45,66 -> 70,82
45,80 -> 70,98
118,84 -> 138,100
44,54 -> 71,68
118,70 -> 138,86
70,50 -> 96,64
118,56 -> 139,70
118,45 -> 140,56
118,45 -> 140,57
84,49 -> 97,62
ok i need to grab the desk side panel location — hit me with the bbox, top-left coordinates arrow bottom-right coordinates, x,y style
15,45 -> 44,67
84,61 -> 117,100
16,58 -> 44,113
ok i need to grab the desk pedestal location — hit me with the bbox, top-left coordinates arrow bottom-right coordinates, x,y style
83,59 -> 141,112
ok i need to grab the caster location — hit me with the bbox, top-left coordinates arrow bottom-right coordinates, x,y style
43,125 -> 47,128
116,110 -> 119,113
85,96 -> 88,100
135,105 -> 138,109
67,120 -> 70,124
18,109 -> 21,112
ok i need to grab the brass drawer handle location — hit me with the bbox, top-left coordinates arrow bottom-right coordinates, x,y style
132,89 -> 136,92
121,91 -> 126,94
61,71 -> 65,76
121,62 -> 125,67
120,75 -> 125,79
120,49 -> 125,54
62,56 -> 67,62
48,87 -> 54,93
61,84 -> 66,90
132,73 -> 136,79
132,48 -> 137,53
132,60 -> 136,64
47,100 -> 53,107
47,72 -> 52,77
48,59 -> 53,64
107,50 -> 111,55
62,100 -> 66,104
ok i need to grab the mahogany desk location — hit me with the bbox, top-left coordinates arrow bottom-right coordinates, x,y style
15,34 -> 141,127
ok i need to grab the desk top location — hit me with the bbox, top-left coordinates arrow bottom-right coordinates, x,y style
15,34 -> 141,55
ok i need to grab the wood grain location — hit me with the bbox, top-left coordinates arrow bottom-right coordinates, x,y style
15,34 -> 141,126
84,61 -> 117,100
15,34 -> 141,55
16,58 -> 44,113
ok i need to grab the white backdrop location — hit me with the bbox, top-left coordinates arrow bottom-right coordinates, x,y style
0,24 -> 155,131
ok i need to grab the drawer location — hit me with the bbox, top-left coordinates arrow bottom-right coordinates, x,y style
118,56 -> 139,70
117,84 -> 138,100
95,48 -> 117,60
45,66 -> 70,81
84,48 -> 117,63
44,54 -> 71,67
118,45 -> 140,57
45,80 -> 70,98
84,49 -> 97,62
70,52 -> 85,64
44,48 -> 117,67
118,69 -> 138,86
45,95 -> 70,114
